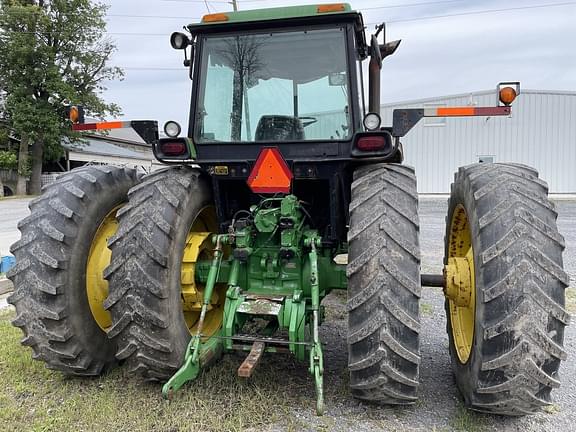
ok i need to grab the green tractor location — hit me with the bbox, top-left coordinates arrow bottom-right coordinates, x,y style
8,3 -> 569,417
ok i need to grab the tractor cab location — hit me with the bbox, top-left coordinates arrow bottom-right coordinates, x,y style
165,3 -> 401,165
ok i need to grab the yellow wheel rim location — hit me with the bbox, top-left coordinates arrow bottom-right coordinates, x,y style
180,207 -> 224,338
446,204 -> 476,363
86,207 -> 120,331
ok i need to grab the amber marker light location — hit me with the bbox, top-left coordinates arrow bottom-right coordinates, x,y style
69,106 -> 79,123
499,87 -> 517,106
317,4 -> 346,13
202,13 -> 229,22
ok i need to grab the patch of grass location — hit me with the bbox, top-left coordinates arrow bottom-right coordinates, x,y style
450,403 -> 488,432
566,288 -> 576,313
0,309 -> 315,432
420,302 -> 434,316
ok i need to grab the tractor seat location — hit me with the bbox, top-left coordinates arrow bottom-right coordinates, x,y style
255,115 -> 305,142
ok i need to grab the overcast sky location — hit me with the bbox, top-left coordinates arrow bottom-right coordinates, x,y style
101,0 -> 576,127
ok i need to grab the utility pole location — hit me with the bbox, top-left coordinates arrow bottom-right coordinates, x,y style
231,0 -> 238,11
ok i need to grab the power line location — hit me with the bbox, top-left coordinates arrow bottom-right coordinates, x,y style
354,0 -> 469,11
374,1 -> 576,24
104,0 -> 576,22
106,13 -> 199,20
102,0 -> 468,20
3,1 -> 574,36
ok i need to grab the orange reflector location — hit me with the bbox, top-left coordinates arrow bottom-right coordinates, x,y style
69,106 -> 79,123
247,148 -> 293,194
72,121 -> 130,132
499,87 -> 517,105
436,107 -> 475,116
317,3 -> 346,13
202,13 -> 229,23
96,121 -> 124,130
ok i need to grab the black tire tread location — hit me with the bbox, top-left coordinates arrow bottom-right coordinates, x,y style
104,166 -> 208,380
347,163 -> 421,404
7,165 -> 139,375
446,163 -> 569,415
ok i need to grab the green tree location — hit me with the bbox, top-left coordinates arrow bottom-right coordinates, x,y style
0,149 -> 17,197
0,124 -> 16,197
0,0 -> 123,195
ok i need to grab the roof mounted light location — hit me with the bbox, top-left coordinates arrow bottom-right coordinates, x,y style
170,32 -> 190,50
363,112 -> 381,131
164,121 -> 181,138
201,13 -> 229,23
317,4 -> 346,13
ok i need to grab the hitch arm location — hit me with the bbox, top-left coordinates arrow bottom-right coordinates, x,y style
306,236 -> 324,416
162,235 -> 225,398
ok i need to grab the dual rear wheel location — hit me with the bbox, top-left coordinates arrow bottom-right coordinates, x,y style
8,165 -> 223,379
8,163 -> 569,415
347,163 -> 569,415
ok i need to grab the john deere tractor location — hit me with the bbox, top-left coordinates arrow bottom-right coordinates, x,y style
8,3 -> 569,416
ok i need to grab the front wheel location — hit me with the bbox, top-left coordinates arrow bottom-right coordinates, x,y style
444,163 -> 570,415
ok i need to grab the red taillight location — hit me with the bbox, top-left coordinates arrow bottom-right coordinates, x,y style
161,141 -> 187,156
356,136 -> 386,151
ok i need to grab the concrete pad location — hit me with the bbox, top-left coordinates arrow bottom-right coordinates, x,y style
0,278 -> 13,295
0,197 -> 31,256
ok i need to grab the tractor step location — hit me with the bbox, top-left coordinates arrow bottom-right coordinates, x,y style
238,341 -> 265,377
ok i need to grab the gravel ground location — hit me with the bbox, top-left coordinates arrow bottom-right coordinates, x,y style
1,196 -> 574,431
266,198 -> 575,432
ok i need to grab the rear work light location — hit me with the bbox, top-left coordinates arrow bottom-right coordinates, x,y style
357,136 -> 386,151
154,137 -> 193,162
161,141 -> 187,156
352,131 -> 395,159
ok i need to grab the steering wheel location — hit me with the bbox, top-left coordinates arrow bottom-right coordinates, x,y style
298,116 -> 318,127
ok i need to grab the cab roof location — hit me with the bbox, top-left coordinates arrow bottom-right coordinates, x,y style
187,3 -> 367,58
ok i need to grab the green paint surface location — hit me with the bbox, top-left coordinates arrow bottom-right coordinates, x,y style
191,4 -> 352,27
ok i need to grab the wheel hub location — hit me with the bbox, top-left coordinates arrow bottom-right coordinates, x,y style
86,207 -> 120,331
444,256 -> 472,307
445,204 -> 476,364
180,227 -> 224,338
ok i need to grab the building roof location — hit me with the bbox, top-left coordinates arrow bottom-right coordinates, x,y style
381,89 -> 576,108
104,127 -> 147,145
62,137 -> 147,160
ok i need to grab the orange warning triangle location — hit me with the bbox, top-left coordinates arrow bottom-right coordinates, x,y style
247,148 -> 293,194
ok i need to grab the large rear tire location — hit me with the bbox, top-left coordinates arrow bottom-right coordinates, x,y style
7,165 -> 139,375
104,166 -> 221,380
445,163 -> 569,415
347,163 -> 421,403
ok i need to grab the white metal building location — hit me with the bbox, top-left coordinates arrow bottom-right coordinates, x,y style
380,90 -> 576,194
